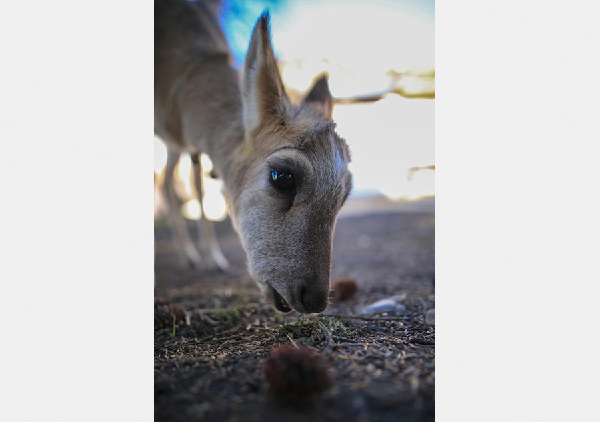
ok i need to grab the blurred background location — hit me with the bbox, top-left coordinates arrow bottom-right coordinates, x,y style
154,0 -> 434,222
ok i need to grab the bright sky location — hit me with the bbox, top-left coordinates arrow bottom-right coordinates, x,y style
221,0 -> 435,74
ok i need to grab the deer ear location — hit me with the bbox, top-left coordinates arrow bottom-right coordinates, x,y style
241,12 -> 288,136
303,73 -> 333,119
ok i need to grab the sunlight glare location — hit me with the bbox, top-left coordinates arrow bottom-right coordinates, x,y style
202,182 -> 228,222
154,136 -> 167,175
181,199 -> 202,220
200,153 -> 214,173
176,155 -> 194,198
273,2 -> 434,98
333,95 -> 434,200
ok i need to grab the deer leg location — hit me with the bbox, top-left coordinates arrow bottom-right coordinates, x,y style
163,148 -> 202,267
191,153 -> 230,272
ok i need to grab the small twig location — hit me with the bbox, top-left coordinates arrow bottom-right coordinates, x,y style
323,313 -> 407,321
407,165 -> 435,181
332,342 -> 364,347
195,303 -> 262,314
333,93 -> 387,104
194,326 -> 245,343
410,338 -> 435,346
286,334 -> 299,348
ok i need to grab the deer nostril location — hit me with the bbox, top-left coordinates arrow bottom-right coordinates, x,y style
299,284 -> 328,313
300,286 -> 308,306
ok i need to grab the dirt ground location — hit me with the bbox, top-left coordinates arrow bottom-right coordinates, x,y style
154,210 -> 435,421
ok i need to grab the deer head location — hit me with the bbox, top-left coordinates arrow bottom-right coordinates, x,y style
227,13 -> 352,313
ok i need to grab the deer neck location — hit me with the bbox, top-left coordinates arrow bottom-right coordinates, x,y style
174,61 -> 247,201
205,115 -> 247,205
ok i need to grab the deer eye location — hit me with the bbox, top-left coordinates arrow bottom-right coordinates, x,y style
270,169 -> 295,192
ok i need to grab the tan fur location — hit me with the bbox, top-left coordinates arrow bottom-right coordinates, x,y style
155,0 -> 352,313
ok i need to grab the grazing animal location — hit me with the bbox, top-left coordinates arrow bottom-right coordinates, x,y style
154,0 -> 352,313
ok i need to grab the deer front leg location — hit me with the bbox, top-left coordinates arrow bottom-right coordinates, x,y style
191,153 -> 230,272
163,148 -> 203,268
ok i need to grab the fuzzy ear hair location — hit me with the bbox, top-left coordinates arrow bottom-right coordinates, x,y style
303,73 -> 333,119
241,12 -> 288,135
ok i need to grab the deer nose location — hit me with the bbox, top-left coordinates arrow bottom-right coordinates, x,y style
300,284 -> 329,313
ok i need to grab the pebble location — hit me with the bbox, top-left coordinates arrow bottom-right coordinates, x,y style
359,298 -> 407,316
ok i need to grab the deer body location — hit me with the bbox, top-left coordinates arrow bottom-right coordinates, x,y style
155,0 -> 352,313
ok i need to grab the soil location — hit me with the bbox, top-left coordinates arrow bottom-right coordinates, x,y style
154,211 -> 435,422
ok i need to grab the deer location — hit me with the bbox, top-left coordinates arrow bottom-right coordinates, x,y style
155,0 -> 352,313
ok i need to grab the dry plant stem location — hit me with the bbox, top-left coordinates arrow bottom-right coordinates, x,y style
287,334 -> 299,348
323,313 -> 407,321
317,319 -> 334,355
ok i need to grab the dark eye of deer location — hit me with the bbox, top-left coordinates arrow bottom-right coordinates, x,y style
270,169 -> 295,191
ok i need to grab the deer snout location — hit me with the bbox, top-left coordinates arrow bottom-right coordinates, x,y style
299,282 -> 329,313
